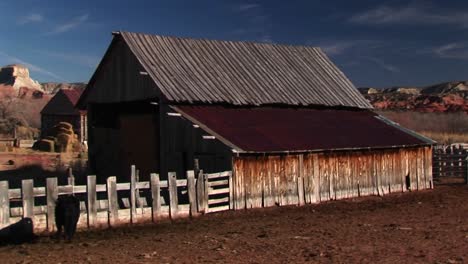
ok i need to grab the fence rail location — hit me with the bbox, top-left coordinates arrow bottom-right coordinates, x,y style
0,166 -> 233,231
433,144 -> 468,183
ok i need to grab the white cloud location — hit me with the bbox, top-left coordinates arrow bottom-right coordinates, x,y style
18,13 -> 43,25
40,51 -> 98,68
237,4 -> 259,12
0,51 -> 65,81
363,56 -> 400,73
350,4 -> 468,28
308,39 -> 381,56
46,14 -> 89,35
433,42 -> 468,59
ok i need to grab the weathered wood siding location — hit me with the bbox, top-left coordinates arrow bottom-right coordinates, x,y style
232,146 -> 432,209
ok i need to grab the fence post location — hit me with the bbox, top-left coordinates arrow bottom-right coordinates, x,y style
0,181 -> 9,228
22,179 -> 34,218
228,171 -> 233,210
46,178 -> 58,232
150,173 -> 161,222
130,165 -> 136,223
466,157 -> 468,185
168,172 -> 178,219
107,176 -> 118,227
196,170 -> 205,213
187,170 -> 197,217
87,175 -> 97,228
204,173 -> 209,213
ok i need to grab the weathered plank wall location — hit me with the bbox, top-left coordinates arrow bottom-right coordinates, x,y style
232,147 -> 432,209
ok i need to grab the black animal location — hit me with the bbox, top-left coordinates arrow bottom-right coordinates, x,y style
55,195 -> 80,241
0,217 -> 37,245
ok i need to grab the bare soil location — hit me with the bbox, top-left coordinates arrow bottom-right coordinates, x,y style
1,184 -> 467,264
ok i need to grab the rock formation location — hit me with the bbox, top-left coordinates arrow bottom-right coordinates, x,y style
0,65 -> 42,91
358,81 -> 468,113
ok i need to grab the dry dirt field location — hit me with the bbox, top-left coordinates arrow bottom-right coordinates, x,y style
0,184 -> 467,264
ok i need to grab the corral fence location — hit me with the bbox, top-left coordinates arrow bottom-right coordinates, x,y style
432,143 -> 468,183
0,166 -> 232,231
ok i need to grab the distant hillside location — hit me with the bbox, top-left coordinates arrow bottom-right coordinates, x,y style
41,82 -> 86,94
358,81 -> 468,113
0,64 -> 86,138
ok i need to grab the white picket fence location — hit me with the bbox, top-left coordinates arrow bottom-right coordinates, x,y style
0,166 -> 232,231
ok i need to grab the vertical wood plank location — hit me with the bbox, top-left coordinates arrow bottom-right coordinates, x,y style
0,181 -> 9,228
67,168 -> 75,187
168,172 -> 178,219
297,154 -> 305,206
130,165 -> 136,223
228,170 -> 234,209
204,172 -> 209,213
107,176 -> 118,227
187,170 -> 197,217
46,178 -> 58,232
22,179 -> 34,218
312,154 -> 320,203
150,173 -> 161,222
196,170 -> 205,213
87,175 -> 97,228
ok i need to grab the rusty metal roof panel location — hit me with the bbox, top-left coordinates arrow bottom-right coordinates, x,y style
174,105 -> 430,153
120,31 -> 372,109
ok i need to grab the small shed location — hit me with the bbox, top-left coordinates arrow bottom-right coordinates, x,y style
77,31 -> 434,207
41,89 -> 87,142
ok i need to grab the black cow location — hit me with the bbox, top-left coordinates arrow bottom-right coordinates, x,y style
0,218 -> 37,245
55,195 -> 80,241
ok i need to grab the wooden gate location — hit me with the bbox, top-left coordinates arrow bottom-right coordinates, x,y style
433,144 -> 468,183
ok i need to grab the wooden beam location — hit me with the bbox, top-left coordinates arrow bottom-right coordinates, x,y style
46,178 -> 58,232
130,165 -> 136,223
22,179 -> 34,218
107,176 -> 118,227
168,172 -> 178,219
150,173 -> 161,222
187,171 -> 197,217
0,181 -> 9,228
87,175 -> 97,228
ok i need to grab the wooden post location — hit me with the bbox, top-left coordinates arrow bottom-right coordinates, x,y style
150,173 -> 161,222
187,171 -> 197,217
204,172 -> 209,213
228,171 -> 233,209
466,157 -> 468,185
298,154 -> 305,206
130,165 -> 136,223
168,172 -> 178,219
136,169 -> 143,214
22,179 -> 34,218
87,175 -> 97,228
107,176 -> 118,227
46,178 -> 58,232
0,181 -> 9,228
196,170 -> 205,213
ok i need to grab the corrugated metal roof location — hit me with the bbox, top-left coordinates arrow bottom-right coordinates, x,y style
120,31 -> 372,109
174,105 -> 431,153
41,89 -> 84,115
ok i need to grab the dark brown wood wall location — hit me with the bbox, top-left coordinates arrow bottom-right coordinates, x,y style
232,146 -> 433,209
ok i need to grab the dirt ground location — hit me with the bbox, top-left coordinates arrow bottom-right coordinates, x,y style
0,184 -> 467,264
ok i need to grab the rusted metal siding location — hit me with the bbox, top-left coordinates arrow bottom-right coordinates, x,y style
119,31 -> 372,109
232,147 -> 433,209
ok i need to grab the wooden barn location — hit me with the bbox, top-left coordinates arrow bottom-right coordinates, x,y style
41,88 -> 87,142
77,31 -> 435,208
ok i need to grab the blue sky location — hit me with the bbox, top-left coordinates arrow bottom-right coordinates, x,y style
0,0 -> 467,88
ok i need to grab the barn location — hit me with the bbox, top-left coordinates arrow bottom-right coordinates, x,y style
41,88 -> 87,142
77,31 -> 435,208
